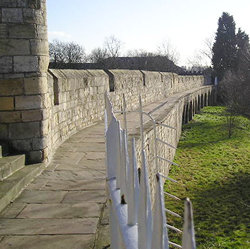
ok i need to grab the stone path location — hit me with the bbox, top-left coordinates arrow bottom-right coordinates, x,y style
0,123 -> 108,249
0,86 -> 212,249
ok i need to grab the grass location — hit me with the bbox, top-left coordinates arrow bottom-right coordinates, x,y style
164,106 -> 250,249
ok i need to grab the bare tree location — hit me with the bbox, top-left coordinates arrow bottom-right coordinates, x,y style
127,49 -> 156,57
49,40 -> 86,63
88,47 -> 108,63
49,40 -> 66,63
104,35 -> 122,58
64,42 -> 86,63
157,40 -> 180,64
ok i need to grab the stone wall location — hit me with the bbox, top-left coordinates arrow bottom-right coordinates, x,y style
0,0 -> 207,164
130,86 -> 214,202
45,68 -> 205,162
0,0 -> 49,163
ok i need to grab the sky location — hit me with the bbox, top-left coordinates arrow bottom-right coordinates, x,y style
47,0 -> 250,66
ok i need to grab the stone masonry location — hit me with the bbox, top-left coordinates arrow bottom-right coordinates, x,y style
0,0 -> 209,166
0,0 -> 49,163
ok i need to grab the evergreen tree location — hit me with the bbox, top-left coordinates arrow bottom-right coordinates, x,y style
236,28 -> 249,70
212,12 -> 237,80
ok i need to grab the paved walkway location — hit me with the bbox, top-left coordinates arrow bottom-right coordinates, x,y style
0,123 -> 108,249
0,86 -> 212,249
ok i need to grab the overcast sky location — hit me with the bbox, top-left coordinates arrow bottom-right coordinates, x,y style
47,0 -> 250,66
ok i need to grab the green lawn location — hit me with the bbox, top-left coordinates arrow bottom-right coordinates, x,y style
164,106 -> 250,249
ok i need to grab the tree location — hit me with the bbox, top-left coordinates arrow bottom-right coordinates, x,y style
49,40 -> 86,63
88,47 -> 108,63
103,35 -> 122,58
212,12 -> 237,80
49,40 -> 66,63
157,40 -> 180,64
64,42 -> 86,63
127,49 -> 156,57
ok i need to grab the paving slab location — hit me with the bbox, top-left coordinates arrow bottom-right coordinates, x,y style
15,190 -> 67,204
0,235 -> 94,249
0,218 -> 99,235
62,190 -> 106,203
17,203 -> 100,218
42,178 -> 105,191
0,203 -> 26,218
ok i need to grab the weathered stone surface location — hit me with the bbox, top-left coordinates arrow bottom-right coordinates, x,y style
32,137 -> 47,150
15,190 -> 67,204
17,203 -> 100,218
14,56 -> 39,73
9,122 -> 40,139
30,39 -> 49,55
63,190 -> 106,204
24,76 -> 47,94
12,139 -> 32,151
0,235 -> 94,249
0,97 -> 14,111
0,39 -> 30,56
0,111 -> 21,123
0,203 -> 26,218
8,24 -> 36,39
15,95 -> 42,110
0,78 -> 23,96
0,1 -> 26,8
42,178 -> 105,191
0,56 -> 12,73
21,109 -> 42,122
2,8 -> 23,23
23,9 -> 46,24
0,218 -> 99,235
28,150 -> 43,163
0,124 -> 8,139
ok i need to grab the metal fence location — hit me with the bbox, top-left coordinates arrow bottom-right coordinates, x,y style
105,93 -> 196,249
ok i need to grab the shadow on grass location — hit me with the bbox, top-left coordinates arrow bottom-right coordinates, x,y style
192,172 -> 250,248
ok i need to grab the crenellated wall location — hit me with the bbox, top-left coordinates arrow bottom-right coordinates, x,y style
45,68 -> 205,162
0,0 -> 208,164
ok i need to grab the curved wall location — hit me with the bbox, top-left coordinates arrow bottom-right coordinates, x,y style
46,69 -> 206,162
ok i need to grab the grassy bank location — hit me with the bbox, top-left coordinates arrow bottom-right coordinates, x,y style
164,106 -> 250,249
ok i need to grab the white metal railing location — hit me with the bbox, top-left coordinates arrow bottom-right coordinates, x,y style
105,92 -> 196,249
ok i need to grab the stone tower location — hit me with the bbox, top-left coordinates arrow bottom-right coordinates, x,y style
0,0 -> 49,163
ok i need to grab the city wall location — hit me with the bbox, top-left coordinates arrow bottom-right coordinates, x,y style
46,69 -> 205,162
0,0 -> 210,165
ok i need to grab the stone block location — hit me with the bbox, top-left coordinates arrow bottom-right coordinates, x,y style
21,109 -> 42,122
38,55 -> 49,72
41,119 -> 49,136
23,9 -> 45,24
0,235 -> 94,249
36,24 -> 47,39
0,97 -> 14,110
14,56 -> 39,73
0,111 -> 21,123
27,0 -> 41,9
8,24 -> 36,39
2,8 -> 23,23
0,0 -> 26,8
28,150 -> 43,163
30,39 -> 48,55
15,95 -> 42,110
24,76 -> 47,94
0,56 -> 12,73
12,139 -> 33,151
9,122 -> 40,139
0,124 -> 8,139
0,78 -> 23,96
0,24 -> 7,39
32,137 -> 47,150
0,39 -> 30,56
